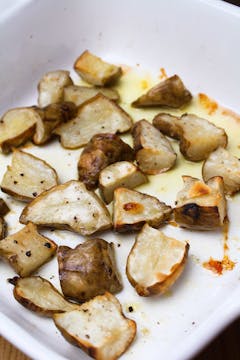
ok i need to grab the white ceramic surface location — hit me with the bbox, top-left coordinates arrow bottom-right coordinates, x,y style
0,1 -> 240,360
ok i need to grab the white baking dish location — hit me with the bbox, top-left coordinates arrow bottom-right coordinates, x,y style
0,1 -> 240,359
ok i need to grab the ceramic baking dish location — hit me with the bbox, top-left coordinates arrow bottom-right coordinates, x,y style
0,1 -> 240,359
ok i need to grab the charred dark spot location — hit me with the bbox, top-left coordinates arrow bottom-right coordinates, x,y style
44,242 -> 51,248
13,181 -> 18,184
182,203 -> 200,220
83,309 -> 88,313
32,192 -> 37,197
8,276 -> 19,285
128,306 -> 134,312
25,250 -> 32,257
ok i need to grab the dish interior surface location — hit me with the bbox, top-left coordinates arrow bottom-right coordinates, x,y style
0,1 -> 240,360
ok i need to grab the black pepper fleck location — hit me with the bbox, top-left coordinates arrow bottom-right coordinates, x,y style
40,180 -> 44,184
117,243 -> 121,247
44,242 -> 51,248
20,173 -> 24,177
25,251 -> 31,257
128,306 -> 134,312
32,192 -> 37,197
13,240 -> 18,244
13,181 -> 18,184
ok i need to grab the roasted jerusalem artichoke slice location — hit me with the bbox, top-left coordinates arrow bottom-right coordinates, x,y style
58,239 -> 122,303
38,70 -> 73,107
153,113 -> 227,161
0,108 -> 38,153
132,75 -> 192,108
33,101 -> 77,145
1,150 -> 58,202
174,176 -> 227,230
0,223 -> 57,277
13,276 -> 79,316
202,147 -> 240,195
78,134 -> 135,190
53,292 -> 136,360
99,161 -> 148,204
132,119 -> 176,174
64,85 -> 119,106
113,188 -> 172,232
53,94 -> 133,149
74,50 -> 122,86
20,180 -> 112,236
126,224 -> 189,296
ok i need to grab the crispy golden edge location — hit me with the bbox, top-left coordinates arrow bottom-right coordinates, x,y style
126,240 -> 189,297
13,276 -> 75,317
53,292 -> 136,360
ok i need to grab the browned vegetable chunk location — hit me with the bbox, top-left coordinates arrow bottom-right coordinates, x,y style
0,223 -> 57,277
54,94 -> 133,149
174,176 -> 227,230
132,75 -> 192,108
58,239 -> 122,303
74,50 -> 122,86
126,224 -> 189,296
132,119 -> 176,174
153,113 -> 227,161
99,161 -> 148,204
33,102 -> 77,145
113,187 -> 172,232
13,276 -> 79,317
202,147 -> 240,195
1,150 -> 58,202
78,133 -> 135,190
0,108 -> 38,154
20,180 -> 112,236
38,70 -> 73,107
53,292 -> 136,360
64,85 -> 119,106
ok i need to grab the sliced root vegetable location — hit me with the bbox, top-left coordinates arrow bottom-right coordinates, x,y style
113,187 -> 172,232
0,223 -> 57,277
78,133 -> 135,190
132,75 -> 192,108
0,108 -> 38,154
58,238 -> 122,303
153,113 -> 227,161
132,119 -> 176,174
202,147 -> 240,195
38,70 -> 73,107
13,276 -> 79,317
1,150 -> 58,202
53,292 -> 136,360
174,176 -> 227,230
126,224 -> 189,296
74,50 -> 122,86
99,161 -> 147,204
64,85 -> 119,106
20,180 -> 112,236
